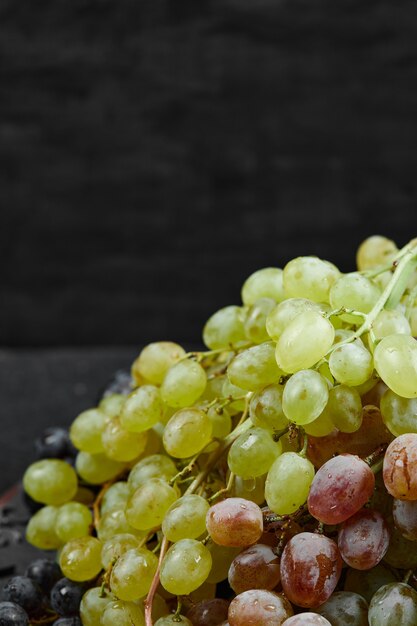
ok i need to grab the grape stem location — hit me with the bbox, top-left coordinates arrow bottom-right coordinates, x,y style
208,471 -> 235,503
144,534 -> 170,626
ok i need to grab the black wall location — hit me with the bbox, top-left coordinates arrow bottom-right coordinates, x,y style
2,0 -> 417,347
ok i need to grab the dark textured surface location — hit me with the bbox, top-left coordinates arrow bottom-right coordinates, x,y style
1,0 -> 417,347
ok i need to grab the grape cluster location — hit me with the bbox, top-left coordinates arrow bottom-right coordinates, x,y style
3,234 -> 417,626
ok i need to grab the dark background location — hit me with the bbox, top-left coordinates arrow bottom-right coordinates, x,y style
1,0 -> 417,490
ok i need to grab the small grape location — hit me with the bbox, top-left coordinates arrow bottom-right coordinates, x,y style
227,342 -> 282,391
383,433 -> 417,499
393,498 -> 417,540
265,452 -> 315,515
127,454 -> 177,491
26,505 -> 61,550
55,502 -> 92,542
282,370 -> 329,425
206,498 -> 263,547
75,452 -> 125,485
154,617 -> 192,626
101,533 -> 140,569
110,548 -> 158,601
203,306 -> 246,350
187,599 -> 230,626
368,583 -> 417,626
322,384 -> 362,433
228,543 -> 280,594
100,482 -> 130,515
328,341 -> 374,387
162,494 -> 209,542
99,393 -> 126,418
228,589 -> 293,626
344,563 -> 398,603
383,519 -> 417,569
69,409 -> 108,454
206,543 -> 241,583
97,509 -> 145,541
315,591 -> 368,626
102,417 -> 148,461
244,298 -> 276,344
337,509 -> 390,570
131,342 -> 186,385
162,408 -> 212,458
283,256 -> 340,303
266,298 -> 321,340
79,588 -> 115,626
50,578 -> 85,617
160,539 -> 212,595
380,389 -> 417,436
282,616 -> 331,626
2,577 -> 42,615
120,385 -> 163,433
228,427 -> 282,478
374,334 -> 417,399
356,235 -> 397,270
373,309 -> 411,339
249,383 -> 288,432
241,268 -> 285,305
101,600 -> 145,626
125,478 -> 178,530
59,536 -> 102,582
160,359 -> 207,408
329,272 -> 381,322
0,603 -> 29,626
25,559 -> 61,594
23,460 -> 78,506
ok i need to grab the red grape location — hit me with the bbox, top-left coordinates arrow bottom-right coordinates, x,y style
187,599 -> 230,626
282,616 -> 331,625
228,543 -> 280,594
393,499 -> 417,540
228,590 -> 293,626
383,434 -> 417,500
206,498 -> 263,547
337,509 -> 390,570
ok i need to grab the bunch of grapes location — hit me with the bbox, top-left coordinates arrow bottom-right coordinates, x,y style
2,234 -> 417,626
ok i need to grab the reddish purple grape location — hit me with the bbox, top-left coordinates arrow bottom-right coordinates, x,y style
393,499 -> 417,540
337,508 -> 390,570
282,616 -> 331,626
228,590 -> 293,626
307,454 -> 375,524
228,543 -> 280,594
383,434 -> 417,500
187,599 -> 230,626
280,532 -> 342,608
206,498 -> 263,547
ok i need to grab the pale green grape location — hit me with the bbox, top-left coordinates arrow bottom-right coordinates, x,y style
283,256 -> 340,302
120,385 -> 163,433
356,235 -> 398,271
162,494 -> 209,542
206,543 -> 241,583
228,427 -> 282,478
368,583 -> 417,626
206,405 -> 232,439
160,539 -> 212,595
374,334 -> 417,398
266,298 -> 321,340
102,417 -> 148,462
99,394 -> 126,419
233,474 -> 266,505
303,410 -> 335,437
101,600 -> 145,626
127,454 -> 177,492
241,268 -> 285,305
330,272 -> 381,323
227,342 -> 282,391
380,389 -> 417,436
55,502 -> 92,542
329,341 -> 374,386
101,533 -> 140,569
125,478 -> 178,530
75,452 -> 125,485
100,482 -> 130,516
160,360 -> 207,408
323,384 -> 363,433
275,311 -> 335,373
344,563 -> 397,603
26,505 -> 61,550
97,509 -> 146,541
59,536 -> 102,582
203,305 -> 246,350
69,408 -> 108,454
23,459 -> 78,505
373,309 -> 411,340
282,370 -> 329,425
222,378 -> 247,414
80,587 -> 115,626
384,521 -> 417,569
249,383 -> 288,432
110,547 -> 158,600
162,408 -> 212,458
131,341 -> 186,386
244,298 -> 276,344
410,305 -> 417,337
154,617 -> 192,626
265,452 -> 315,515
200,372 -> 228,404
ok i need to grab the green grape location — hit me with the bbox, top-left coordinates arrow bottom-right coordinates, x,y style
266,298 -> 321,340
110,547 -> 158,600
69,408 -> 108,454
80,587 -> 115,626
206,405 -> 232,439
384,520 -> 417,569
283,256 -> 340,303
162,494 -> 210,542
203,305 -> 247,350
55,502 -> 92,542
282,370 -> 329,425
374,334 -> 417,398
162,408 -> 212,458
275,311 -> 335,373
228,427 -> 282,478
241,268 -> 285,305
131,341 -> 186,386
23,459 -> 78,505
100,482 -> 130,516
154,617 -> 192,626
344,563 -> 398,603
368,583 -> 417,626
265,452 -> 315,515
323,384 -> 363,433
380,389 -> 417,436
356,235 -> 398,271
102,417 -> 148,462
227,342 -> 282,391
59,536 -> 102,582
221,378 -> 247,414
127,454 -> 177,492
160,359 -> 207,408
330,273 -> 381,323
97,509 -> 146,541
200,371 -> 228,403
249,383 -> 287,432
101,533 -> 140,569
244,298 -> 276,344
233,474 -> 266,505
373,309 -> 411,339
410,304 -> 417,337
125,478 -> 178,530
120,385 -> 163,433
160,539 -> 212,595
101,600 -> 145,626
329,341 -> 374,387
26,505 -> 61,550
206,542 -> 241,583
303,410 -> 335,437
75,452 -> 125,485
99,394 -> 126,419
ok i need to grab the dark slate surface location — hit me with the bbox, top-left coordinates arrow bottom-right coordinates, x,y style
1,0 -> 417,348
